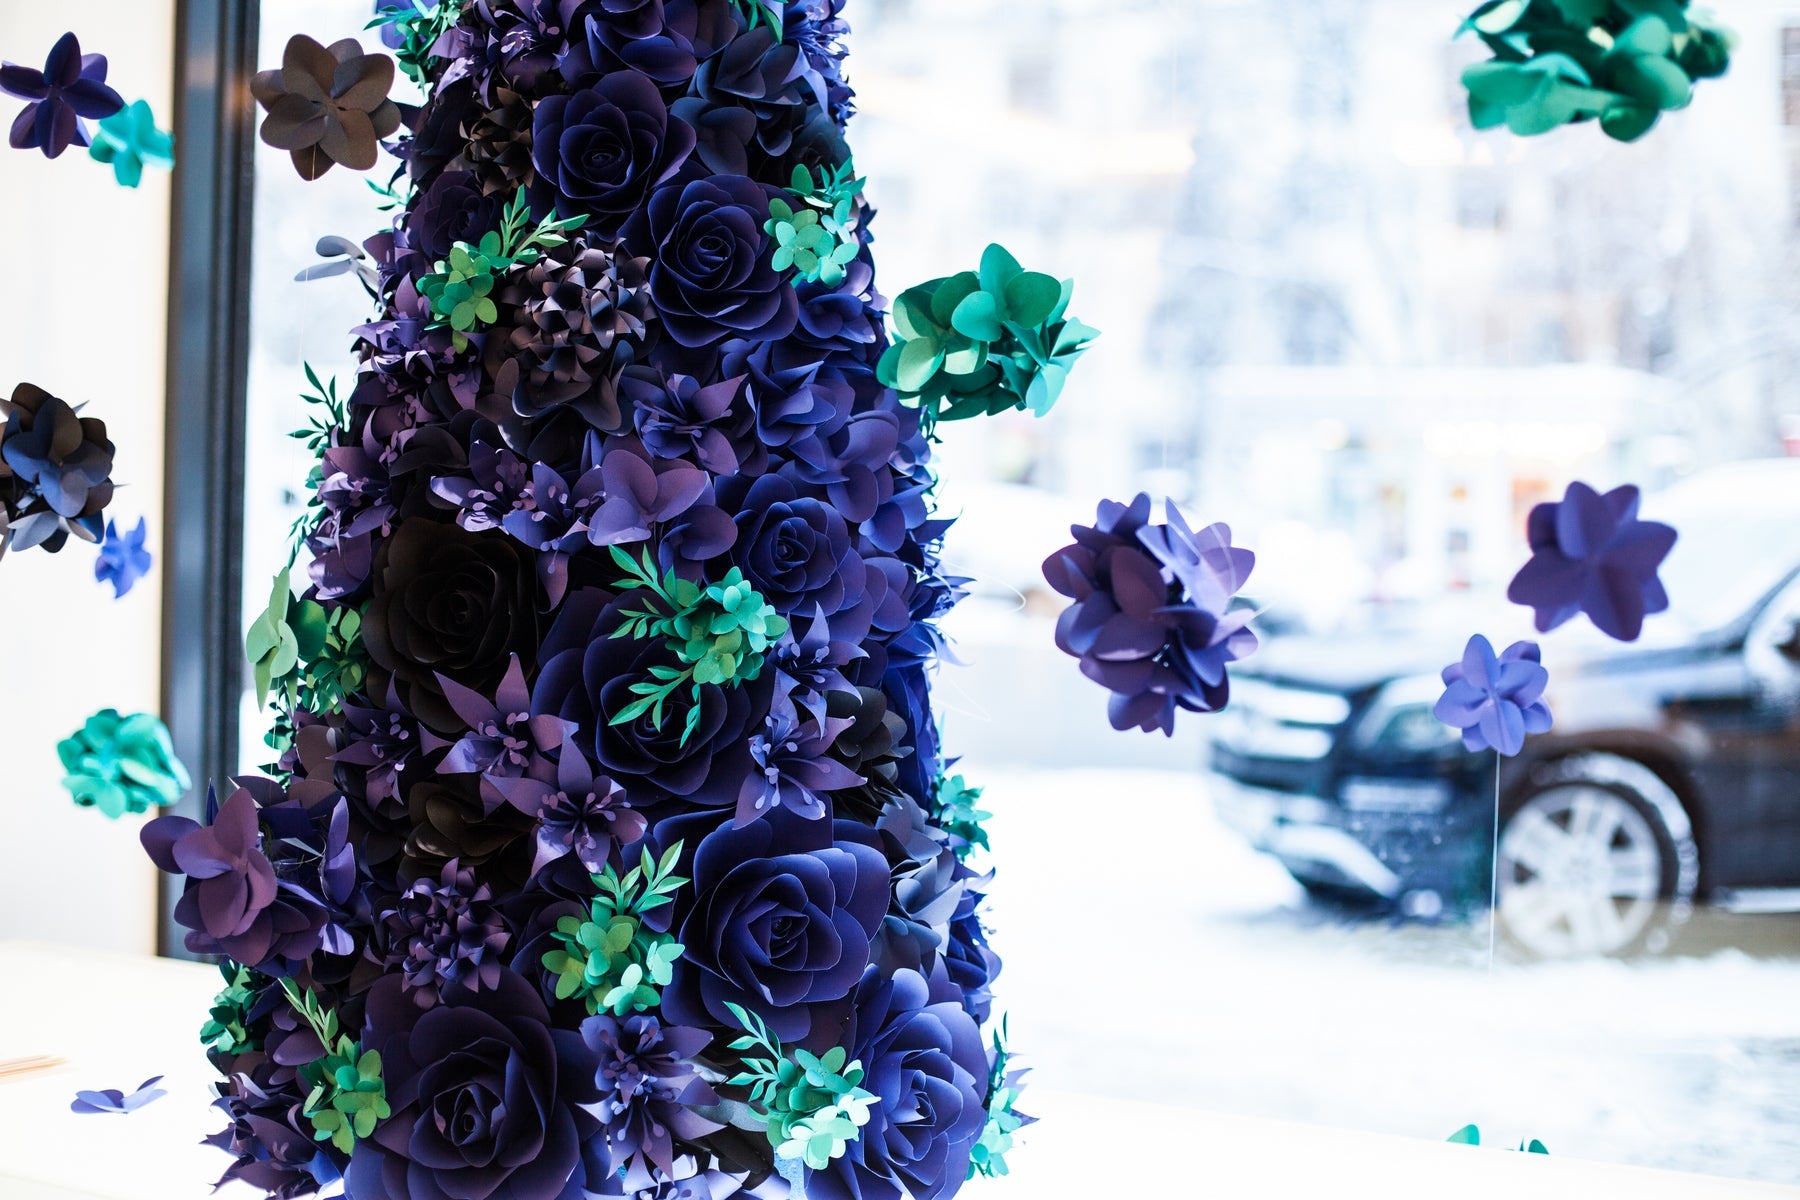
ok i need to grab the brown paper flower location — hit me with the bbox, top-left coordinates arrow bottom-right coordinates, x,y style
251,34 -> 401,180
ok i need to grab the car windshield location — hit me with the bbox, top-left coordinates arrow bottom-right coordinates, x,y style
1645,465 -> 1800,635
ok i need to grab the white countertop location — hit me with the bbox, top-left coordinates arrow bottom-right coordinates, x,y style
0,940 -> 1791,1200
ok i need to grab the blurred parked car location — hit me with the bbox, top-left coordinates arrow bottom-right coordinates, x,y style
1212,460 -> 1800,956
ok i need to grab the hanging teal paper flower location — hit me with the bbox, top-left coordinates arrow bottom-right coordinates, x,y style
57,708 -> 190,818
87,99 -> 173,187
1458,0 -> 1734,142
878,244 -> 1099,430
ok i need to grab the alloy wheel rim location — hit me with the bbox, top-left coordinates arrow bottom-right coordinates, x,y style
1498,785 -> 1663,956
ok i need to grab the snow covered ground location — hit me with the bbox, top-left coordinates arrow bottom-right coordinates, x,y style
967,764 -> 1800,1187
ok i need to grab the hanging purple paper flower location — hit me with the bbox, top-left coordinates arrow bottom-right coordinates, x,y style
0,382 -> 115,554
70,1076 -> 167,1115
737,688 -> 864,827
1506,480 -> 1677,642
93,515 -> 152,598
1042,494 -> 1258,736
1433,635 -> 1553,757
494,732 -> 647,873
1,32 -> 124,159
435,653 -> 575,810
380,858 -> 511,1007
581,1013 -> 721,1190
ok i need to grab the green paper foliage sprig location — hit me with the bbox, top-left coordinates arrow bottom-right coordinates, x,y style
417,190 -> 586,351
729,0 -> 785,40
878,244 -> 1099,431
87,99 -> 174,188
725,1002 -> 878,1171
200,961 -> 262,1056
1447,1124 -> 1550,1154
57,709 -> 191,819
934,772 -> 992,860
246,569 -> 369,718
542,842 -> 688,1017
1458,0 -> 1734,142
285,364 -> 349,560
606,546 -> 787,745
280,980 -> 391,1155
368,0 -> 467,86
767,161 -> 864,288
968,1018 -> 1027,1180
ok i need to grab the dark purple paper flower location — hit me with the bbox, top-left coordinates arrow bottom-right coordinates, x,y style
621,174 -> 799,348
93,515 -> 152,597
1506,480 -> 1677,642
205,1062 -> 338,1199
495,732 -> 647,873
723,473 -> 865,618
0,382 -> 115,554
380,857 -> 510,1006
808,967 -> 988,1200
587,444 -> 707,546
1043,494 -> 1258,736
531,69 -> 695,240
582,1013 -> 721,1189
568,0 -> 739,88
626,368 -> 753,474
352,970 -> 607,1200
142,787 -> 326,970
410,170 -> 506,261
1,32 -> 124,158
737,688 -> 863,827
662,809 -> 887,1046
1433,635 -> 1553,757
250,34 -> 402,180
436,653 -> 574,810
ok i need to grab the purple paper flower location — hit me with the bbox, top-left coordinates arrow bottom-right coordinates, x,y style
626,368 -> 753,474
661,809 -> 887,1047
0,382 -> 116,554
141,786 -> 326,970
737,688 -> 864,827
381,858 -> 510,1007
353,971 -> 607,1200
70,1076 -> 166,1115
1,32 -> 124,158
1042,494 -> 1258,736
494,731 -> 648,873
1506,480 -> 1677,642
93,516 -> 152,598
435,653 -> 575,810
581,1013 -> 721,1189
531,69 -> 695,240
1433,635 -> 1553,757
587,445 -> 708,546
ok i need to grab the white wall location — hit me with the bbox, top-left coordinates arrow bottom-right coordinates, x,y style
0,0 -> 175,955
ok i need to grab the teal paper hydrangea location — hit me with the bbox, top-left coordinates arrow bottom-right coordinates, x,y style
57,708 -> 190,818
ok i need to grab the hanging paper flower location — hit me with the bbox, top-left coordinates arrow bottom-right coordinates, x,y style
0,31 -> 124,159
1506,480 -> 1677,641
1042,494 -> 1258,736
57,709 -> 190,818
94,515 -> 152,598
1433,635 -> 1553,757
1459,0 -> 1734,143
250,34 -> 401,180
87,98 -> 173,187
0,382 -> 116,556
70,1077 -> 167,1115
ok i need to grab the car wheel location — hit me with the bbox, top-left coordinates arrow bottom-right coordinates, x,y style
1497,761 -> 1695,957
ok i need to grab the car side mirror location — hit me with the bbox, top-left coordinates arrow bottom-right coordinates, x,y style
1778,617 -> 1800,663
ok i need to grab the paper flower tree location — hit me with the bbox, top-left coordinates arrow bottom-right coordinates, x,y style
1042,494 -> 1258,736
143,3 -> 1073,1197
1507,480 -> 1676,641
1433,635 -> 1553,757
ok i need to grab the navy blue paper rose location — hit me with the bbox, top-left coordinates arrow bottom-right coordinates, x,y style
1434,634 -> 1553,757
1507,480 -> 1677,642
621,173 -> 799,348
531,68 -> 695,240
661,809 -> 888,1047
1,32 -> 124,158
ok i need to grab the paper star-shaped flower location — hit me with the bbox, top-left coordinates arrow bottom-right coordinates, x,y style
1,32 -> 124,159
1507,481 -> 1677,642
71,1076 -> 166,1115
94,515 -> 152,598
88,98 -> 174,187
1433,635 -> 1553,757
250,34 -> 400,180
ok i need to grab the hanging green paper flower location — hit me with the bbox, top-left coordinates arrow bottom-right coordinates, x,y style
878,243 -> 1099,431
542,842 -> 688,1016
1458,0 -> 1734,143
87,99 -> 174,188
57,708 -> 190,818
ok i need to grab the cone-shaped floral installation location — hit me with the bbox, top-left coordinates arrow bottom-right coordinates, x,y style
146,3 -> 1071,1197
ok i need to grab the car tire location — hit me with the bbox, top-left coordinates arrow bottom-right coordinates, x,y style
1496,755 -> 1699,958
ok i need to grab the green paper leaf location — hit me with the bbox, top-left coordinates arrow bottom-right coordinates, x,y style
1004,271 -> 1063,328
949,291 -> 1003,342
894,338 -> 946,392
1447,1124 -> 1481,1146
